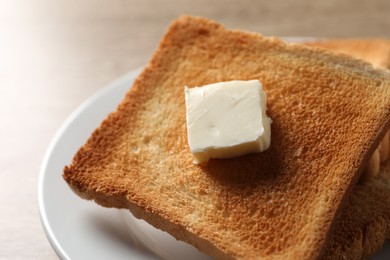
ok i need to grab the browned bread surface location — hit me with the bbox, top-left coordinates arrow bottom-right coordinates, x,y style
63,16 -> 390,259
307,39 -> 390,259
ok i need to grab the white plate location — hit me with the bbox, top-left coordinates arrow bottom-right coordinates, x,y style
39,68 -> 390,259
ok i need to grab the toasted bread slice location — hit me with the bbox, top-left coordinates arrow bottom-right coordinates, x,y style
324,169 -> 390,259
305,39 -> 390,68
307,39 -> 390,259
63,16 -> 390,259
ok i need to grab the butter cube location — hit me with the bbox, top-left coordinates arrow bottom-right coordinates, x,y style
184,80 -> 271,163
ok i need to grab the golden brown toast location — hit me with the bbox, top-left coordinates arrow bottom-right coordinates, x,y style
307,39 -> 390,259
63,16 -> 390,259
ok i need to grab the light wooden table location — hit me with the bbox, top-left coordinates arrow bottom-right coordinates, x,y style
1,0 -> 389,258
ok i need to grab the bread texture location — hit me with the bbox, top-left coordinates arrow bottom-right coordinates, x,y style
63,16 -> 390,259
307,39 -> 390,259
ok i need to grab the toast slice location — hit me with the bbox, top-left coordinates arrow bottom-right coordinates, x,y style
305,39 -> 390,68
307,39 -> 390,259
324,168 -> 390,259
63,16 -> 390,259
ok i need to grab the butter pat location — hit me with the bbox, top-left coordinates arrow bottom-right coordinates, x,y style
184,80 -> 271,163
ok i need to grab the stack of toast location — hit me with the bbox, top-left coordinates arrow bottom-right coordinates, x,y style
306,38 -> 390,259
63,16 -> 390,259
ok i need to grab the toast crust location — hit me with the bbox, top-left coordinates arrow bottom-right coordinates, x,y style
323,169 -> 390,259
64,16 -> 390,259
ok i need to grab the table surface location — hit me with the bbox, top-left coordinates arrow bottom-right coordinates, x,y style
1,0 -> 389,258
